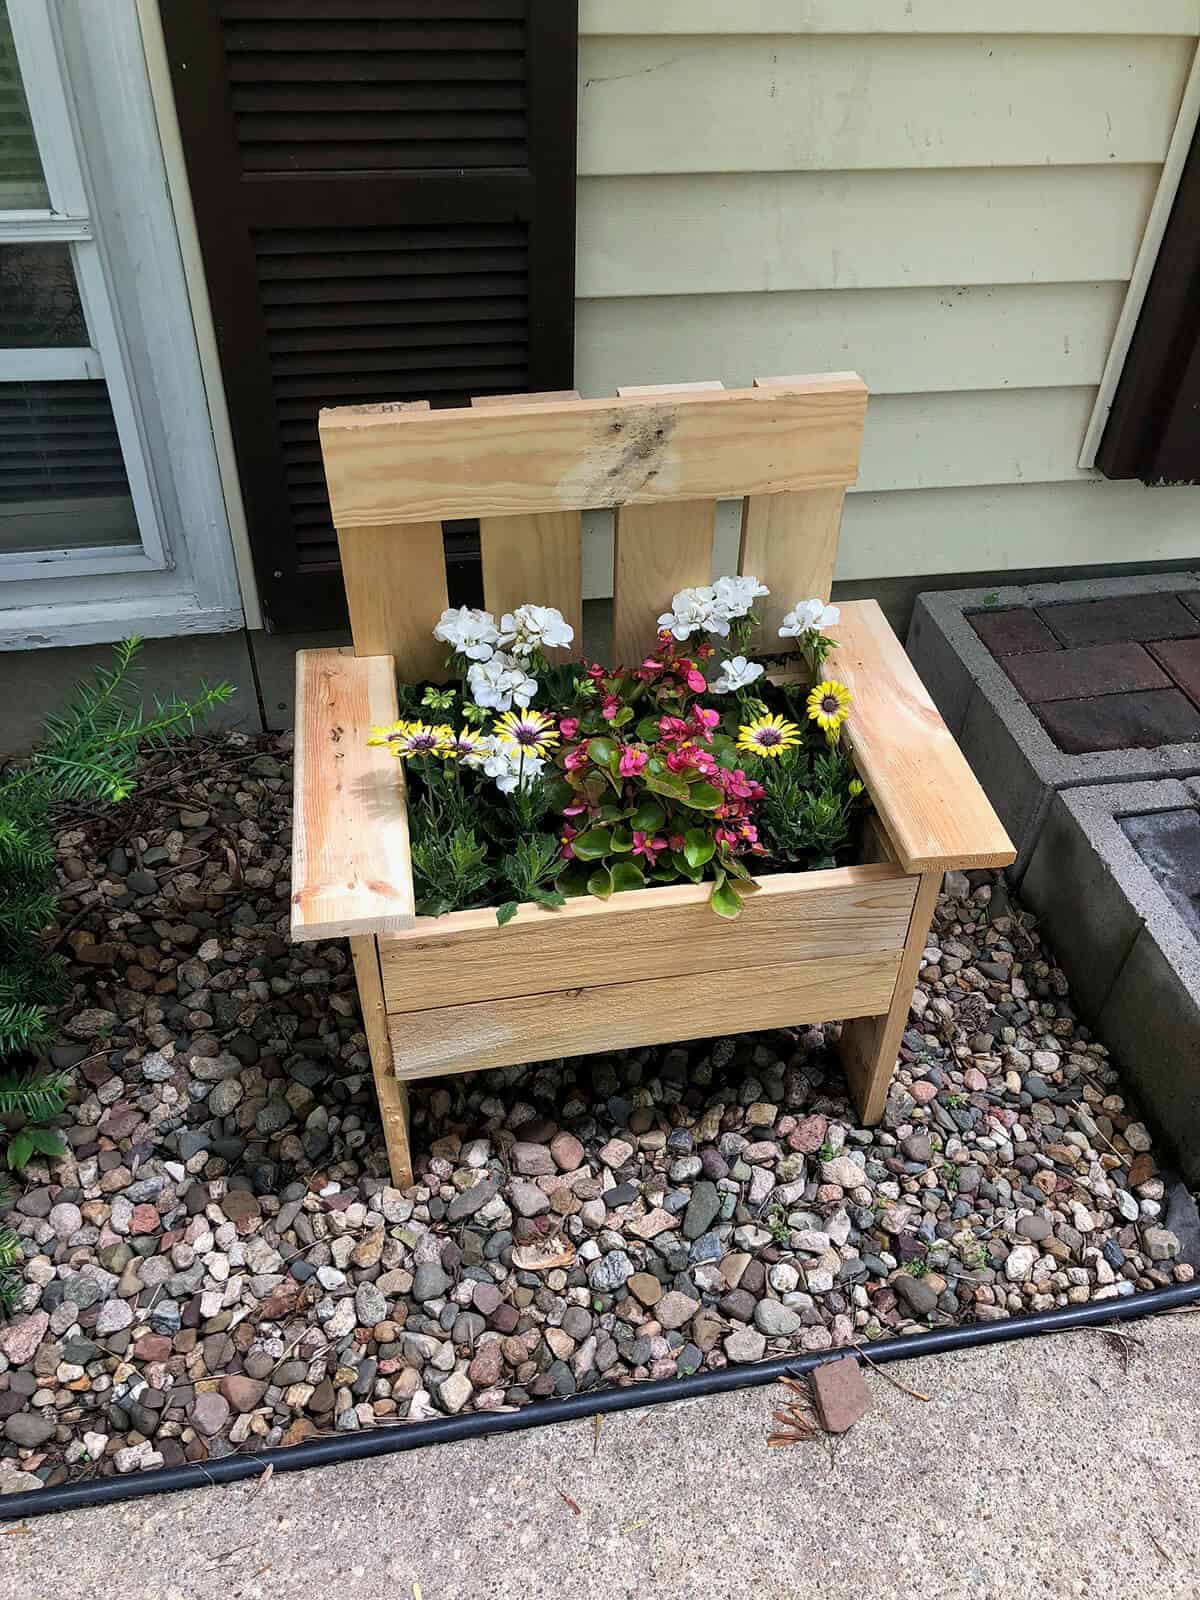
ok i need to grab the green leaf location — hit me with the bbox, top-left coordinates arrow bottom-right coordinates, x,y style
598,803 -> 626,823
587,865 -> 613,900
683,829 -> 715,870
609,826 -> 635,853
531,887 -> 567,910
644,771 -> 690,803
610,861 -> 646,893
570,826 -> 611,861
6,1130 -> 34,1172
710,879 -> 744,919
687,781 -> 723,811
545,776 -> 574,810
609,706 -> 634,728
495,901 -> 520,926
631,799 -> 666,832
558,865 -> 593,898
671,851 -> 704,883
636,716 -> 662,743
26,1128 -> 66,1158
587,737 -> 617,767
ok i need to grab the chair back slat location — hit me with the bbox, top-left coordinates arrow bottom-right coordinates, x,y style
320,375 -> 867,673
472,393 -> 584,655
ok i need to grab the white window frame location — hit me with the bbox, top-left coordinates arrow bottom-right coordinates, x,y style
1,0 -> 169,581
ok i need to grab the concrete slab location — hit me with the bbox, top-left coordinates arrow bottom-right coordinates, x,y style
1021,778 -> 1200,1182
0,631 -> 262,757
909,573 -> 1200,876
16,1311 -> 1200,1600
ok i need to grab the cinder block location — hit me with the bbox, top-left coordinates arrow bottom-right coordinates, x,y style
1020,779 -> 1200,1185
908,574 -> 1200,877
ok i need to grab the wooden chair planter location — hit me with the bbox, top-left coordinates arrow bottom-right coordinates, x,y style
290,377 -> 1014,1187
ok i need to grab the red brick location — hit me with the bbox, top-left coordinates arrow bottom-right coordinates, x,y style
1148,637 -> 1200,711
1037,594 -> 1200,647
1003,641 -> 1169,704
1036,689 -> 1200,754
810,1355 -> 872,1434
969,608 -> 1061,658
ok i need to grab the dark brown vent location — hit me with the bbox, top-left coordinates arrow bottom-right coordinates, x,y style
160,0 -> 577,629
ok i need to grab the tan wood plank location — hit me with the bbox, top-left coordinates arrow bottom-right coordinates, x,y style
611,381 -> 723,663
841,869 -> 941,1124
329,402 -> 449,681
387,948 -> 901,1080
319,377 -> 868,527
739,486 -> 846,644
351,935 -> 412,1188
828,600 -> 1017,874
381,861 -> 916,1013
613,497 -> 716,665
738,376 -> 859,645
471,393 -> 583,649
290,647 -> 417,942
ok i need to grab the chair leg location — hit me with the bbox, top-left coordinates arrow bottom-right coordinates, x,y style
841,869 -> 942,1124
350,935 -> 414,1189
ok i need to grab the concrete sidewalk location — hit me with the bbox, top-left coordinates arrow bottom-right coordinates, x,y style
10,1311 -> 1199,1600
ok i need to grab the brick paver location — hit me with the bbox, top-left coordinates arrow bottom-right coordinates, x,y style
969,608 -> 1061,657
1003,641 -> 1169,704
1035,689 -> 1200,754
1150,637 -> 1200,711
1036,594 -> 1200,647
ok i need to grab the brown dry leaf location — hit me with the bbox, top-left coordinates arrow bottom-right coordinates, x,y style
511,1236 -> 576,1272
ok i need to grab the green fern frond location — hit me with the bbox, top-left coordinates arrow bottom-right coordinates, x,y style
0,1069 -> 70,1121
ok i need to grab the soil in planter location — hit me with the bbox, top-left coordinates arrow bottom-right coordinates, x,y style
0,729 -> 1195,1492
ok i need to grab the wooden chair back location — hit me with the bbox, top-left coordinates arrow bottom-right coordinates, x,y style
318,375 -> 867,678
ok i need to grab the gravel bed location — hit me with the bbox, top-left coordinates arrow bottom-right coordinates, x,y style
0,730 -> 1196,1492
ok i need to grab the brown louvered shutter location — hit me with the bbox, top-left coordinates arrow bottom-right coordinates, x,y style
160,0 -> 577,629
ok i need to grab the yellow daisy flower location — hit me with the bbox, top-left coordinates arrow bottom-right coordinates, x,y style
806,679 -> 852,735
493,708 -> 560,757
388,722 -> 455,760
366,719 -> 411,748
736,713 -> 802,758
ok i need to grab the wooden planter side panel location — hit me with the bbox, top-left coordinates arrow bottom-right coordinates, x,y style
379,862 -> 916,1012
387,947 -> 901,1081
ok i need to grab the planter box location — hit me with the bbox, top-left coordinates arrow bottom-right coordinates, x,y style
289,379 -> 1014,1185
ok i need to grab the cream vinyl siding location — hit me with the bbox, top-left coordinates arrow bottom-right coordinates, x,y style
574,14 -> 1200,596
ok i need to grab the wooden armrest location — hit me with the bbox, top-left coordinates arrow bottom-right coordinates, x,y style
828,600 -> 1016,875
290,648 -> 415,942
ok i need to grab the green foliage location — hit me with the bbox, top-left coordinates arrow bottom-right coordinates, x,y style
0,637 -> 231,1309
755,743 -> 864,867
499,832 -> 566,914
410,826 -> 493,918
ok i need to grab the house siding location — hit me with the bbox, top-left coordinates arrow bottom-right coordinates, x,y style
574,12 -> 1200,594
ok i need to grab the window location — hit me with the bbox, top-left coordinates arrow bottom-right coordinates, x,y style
0,1 -> 166,579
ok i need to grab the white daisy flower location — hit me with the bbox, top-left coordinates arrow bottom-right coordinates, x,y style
779,598 -> 840,639
432,606 -> 499,661
466,651 -> 538,711
497,603 -> 574,657
482,738 -> 546,794
712,574 -> 769,620
711,655 -> 766,694
656,585 -> 731,641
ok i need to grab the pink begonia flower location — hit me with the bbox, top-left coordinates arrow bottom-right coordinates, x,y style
685,667 -> 707,694
658,714 -> 690,744
690,705 -> 720,740
632,831 -> 667,863
563,797 -> 589,816
668,833 -> 686,852
559,822 -> 578,860
601,693 -> 623,721
618,746 -> 648,777
559,716 -> 579,741
586,662 -> 607,683
714,826 -> 739,848
564,747 -> 590,771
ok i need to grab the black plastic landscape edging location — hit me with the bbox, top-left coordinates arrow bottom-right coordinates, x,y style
4,1281 -> 1197,1522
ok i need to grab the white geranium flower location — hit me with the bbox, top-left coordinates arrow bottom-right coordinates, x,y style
779,598 -> 840,639
656,585 -> 730,641
482,738 -> 545,794
432,606 -> 499,661
466,651 -> 537,712
712,574 -> 769,620
711,655 -> 766,694
497,603 -> 574,657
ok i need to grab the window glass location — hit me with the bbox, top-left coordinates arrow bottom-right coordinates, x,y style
0,242 -> 88,345
0,3 -> 49,210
